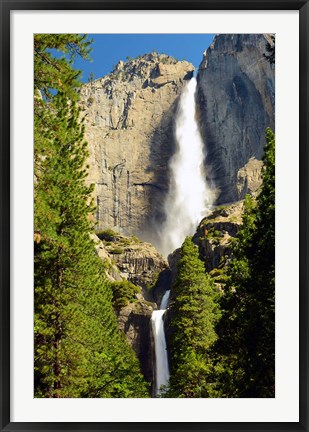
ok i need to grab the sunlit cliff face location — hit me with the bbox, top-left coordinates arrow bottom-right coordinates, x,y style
159,78 -> 215,257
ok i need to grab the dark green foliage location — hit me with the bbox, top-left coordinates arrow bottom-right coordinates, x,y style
164,237 -> 221,397
34,34 -> 92,173
34,33 -> 92,101
110,280 -> 141,309
95,229 -> 133,246
34,35 -> 149,398
109,247 -> 124,255
213,128 -> 275,397
164,129 -> 275,398
95,228 -> 118,242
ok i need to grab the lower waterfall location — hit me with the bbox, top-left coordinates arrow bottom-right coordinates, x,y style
151,290 -> 171,396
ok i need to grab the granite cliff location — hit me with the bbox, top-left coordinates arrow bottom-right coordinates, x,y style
196,33 -> 275,203
80,53 -> 194,240
81,35 -> 274,244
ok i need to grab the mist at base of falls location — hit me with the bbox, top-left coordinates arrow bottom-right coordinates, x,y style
158,77 -> 215,257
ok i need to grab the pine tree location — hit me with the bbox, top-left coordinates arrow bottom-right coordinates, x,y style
214,128 -> 275,397
165,237 -> 221,397
34,35 -> 149,398
34,34 -> 92,173
34,92 -> 149,397
34,34 -> 92,100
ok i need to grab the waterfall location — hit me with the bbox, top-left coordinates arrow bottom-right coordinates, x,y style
151,290 -> 170,396
151,77 -> 215,396
159,77 -> 215,257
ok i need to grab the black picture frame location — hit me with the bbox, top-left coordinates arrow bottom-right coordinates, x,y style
1,1 -> 308,431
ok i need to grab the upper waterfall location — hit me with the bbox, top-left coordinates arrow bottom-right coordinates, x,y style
159,77 -> 215,257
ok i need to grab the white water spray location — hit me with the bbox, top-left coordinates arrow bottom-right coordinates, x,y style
151,290 -> 170,395
159,77 -> 215,257
151,78 -> 215,396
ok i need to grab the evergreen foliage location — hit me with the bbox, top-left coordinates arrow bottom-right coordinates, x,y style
164,237 -> 221,397
34,34 -> 149,398
164,129 -> 275,398
110,280 -> 141,309
34,34 -> 92,101
34,34 -> 92,174
213,128 -> 275,397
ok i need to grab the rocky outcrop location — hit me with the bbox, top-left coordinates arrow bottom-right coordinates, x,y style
236,157 -> 263,198
93,234 -> 125,281
192,201 -> 244,272
197,34 -> 275,204
80,53 -> 194,240
94,231 -> 169,391
98,230 -> 168,301
117,300 -> 156,392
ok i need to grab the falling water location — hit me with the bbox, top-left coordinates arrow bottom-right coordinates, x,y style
159,77 -> 215,257
151,77 -> 214,396
151,290 -> 170,396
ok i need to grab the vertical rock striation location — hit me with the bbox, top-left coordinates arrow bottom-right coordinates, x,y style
197,34 -> 275,204
80,53 -> 194,241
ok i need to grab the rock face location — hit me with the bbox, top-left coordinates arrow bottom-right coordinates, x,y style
80,53 -> 194,240
98,230 -> 168,301
192,201 -> 244,272
117,300 -> 156,392
197,34 -> 275,204
94,231 -> 168,391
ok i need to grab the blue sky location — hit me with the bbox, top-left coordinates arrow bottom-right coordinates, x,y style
73,34 -> 216,82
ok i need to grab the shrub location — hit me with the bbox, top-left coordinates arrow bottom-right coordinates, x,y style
96,228 -> 118,242
110,280 -> 141,309
109,247 -> 124,255
207,228 -> 223,241
131,235 -> 140,243
119,237 -> 131,245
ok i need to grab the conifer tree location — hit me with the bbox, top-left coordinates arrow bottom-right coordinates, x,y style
34,34 -> 92,173
34,35 -> 149,397
165,237 -> 221,397
214,128 -> 275,397
34,34 -> 92,100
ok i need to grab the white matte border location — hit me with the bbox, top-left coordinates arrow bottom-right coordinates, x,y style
11,10 -> 299,423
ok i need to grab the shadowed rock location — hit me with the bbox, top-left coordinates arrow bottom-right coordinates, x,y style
196,34 -> 275,204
